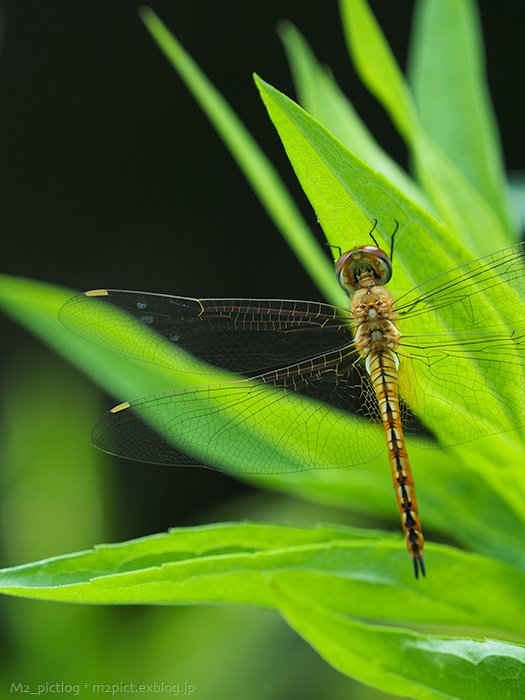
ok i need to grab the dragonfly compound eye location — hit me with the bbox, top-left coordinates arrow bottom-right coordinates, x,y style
335,245 -> 393,292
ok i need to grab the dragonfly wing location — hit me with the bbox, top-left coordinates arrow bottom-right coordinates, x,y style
91,349 -> 386,472
398,329 -> 525,447
395,242 -> 525,335
59,290 -> 353,375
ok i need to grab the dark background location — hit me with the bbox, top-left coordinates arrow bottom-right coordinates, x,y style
1,0 -> 524,539
2,1 -> 523,297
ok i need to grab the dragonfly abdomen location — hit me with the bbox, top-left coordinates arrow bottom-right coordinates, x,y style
346,262 -> 425,577
367,350 -> 425,578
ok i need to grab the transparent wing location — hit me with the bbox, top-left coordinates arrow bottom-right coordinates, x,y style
394,242 -> 525,334
398,329 -> 525,446
91,348 -> 389,472
59,290 -> 353,375
61,242 -> 525,469
91,325 -> 525,469
392,243 -> 525,448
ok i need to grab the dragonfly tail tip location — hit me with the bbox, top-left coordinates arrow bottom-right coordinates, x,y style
413,554 -> 426,579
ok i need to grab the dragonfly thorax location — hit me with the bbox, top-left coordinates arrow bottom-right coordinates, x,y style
351,284 -> 400,367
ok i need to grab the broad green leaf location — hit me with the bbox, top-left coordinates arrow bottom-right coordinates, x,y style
408,0 -> 513,234
251,435 -> 525,572
339,0 -> 511,254
138,7 -> 343,307
278,21 -> 430,210
254,73 -> 469,289
253,73 -> 525,456
274,582 -> 525,700
0,522 -> 525,638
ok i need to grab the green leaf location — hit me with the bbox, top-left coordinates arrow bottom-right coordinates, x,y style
408,0 -> 513,234
139,7 -> 342,307
274,582 -> 525,700
338,0 -> 419,141
339,0 -> 512,254
250,436 -> 525,572
254,73 -> 473,287
278,21 -> 430,211
0,275 -> 197,402
1,521 -> 525,640
0,273 -> 381,476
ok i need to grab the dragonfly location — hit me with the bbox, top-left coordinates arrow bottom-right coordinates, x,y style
59,240 -> 525,578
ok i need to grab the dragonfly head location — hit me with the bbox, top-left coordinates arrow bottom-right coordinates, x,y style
335,246 -> 393,293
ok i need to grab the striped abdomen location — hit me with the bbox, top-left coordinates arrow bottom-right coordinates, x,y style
337,245 -> 425,578
368,350 -> 425,578
350,276 -> 425,578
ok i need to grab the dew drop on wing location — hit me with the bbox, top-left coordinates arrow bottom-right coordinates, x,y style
140,315 -> 154,324
136,300 -> 148,310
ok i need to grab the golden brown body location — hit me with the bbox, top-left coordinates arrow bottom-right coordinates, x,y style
337,245 -> 425,577
353,276 -> 425,576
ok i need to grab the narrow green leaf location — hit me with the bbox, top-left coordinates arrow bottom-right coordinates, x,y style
338,0 -> 418,140
278,21 -> 430,210
0,275 -> 205,401
339,0 -> 512,254
408,0 -> 513,234
0,274 -> 380,476
274,582 -> 525,699
139,7 -> 341,306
